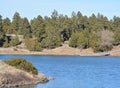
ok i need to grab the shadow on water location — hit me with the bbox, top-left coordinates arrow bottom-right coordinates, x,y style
12,85 -> 37,88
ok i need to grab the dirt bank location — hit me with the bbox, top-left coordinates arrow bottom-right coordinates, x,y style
0,45 -> 120,56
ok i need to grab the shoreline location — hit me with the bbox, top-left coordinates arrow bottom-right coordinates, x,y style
0,51 -> 110,56
0,46 -> 120,56
0,53 -> 111,56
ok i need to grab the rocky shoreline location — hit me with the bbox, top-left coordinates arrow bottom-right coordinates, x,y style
0,73 -> 50,88
0,61 -> 52,88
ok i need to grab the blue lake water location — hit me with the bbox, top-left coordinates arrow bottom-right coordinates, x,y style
0,55 -> 120,88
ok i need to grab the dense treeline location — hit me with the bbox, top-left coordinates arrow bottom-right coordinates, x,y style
0,10 -> 120,52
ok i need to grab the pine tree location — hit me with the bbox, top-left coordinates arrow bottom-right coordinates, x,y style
2,17 -> 12,33
10,35 -> 20,46
12,12 -> 21,33
19,17 -> 31,38
0,15 -> 2,31
31,15 -> 45,41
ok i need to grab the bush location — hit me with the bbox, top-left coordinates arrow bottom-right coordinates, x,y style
41,33 -> 61,49
92,30 -> 114,52
3,42 -> 9,48
69,30 -> 90,49
113,28 -> 120,45
3,37 -> 10,48
10,36 -> 20,46
5,58 -> 38,75
92,44 -> 113,52
25,38 -> 42,51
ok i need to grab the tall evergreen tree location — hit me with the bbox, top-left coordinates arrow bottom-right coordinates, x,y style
31,15 -> 45,41
19,17 -> 31,38
2,17 -> 12,33
12,12 -> 21,33
0,15 -> 2,31
51,9 -> 58,20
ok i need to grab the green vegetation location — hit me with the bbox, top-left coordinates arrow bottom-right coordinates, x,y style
0,10 -> 120,52
10,35 -> 20,46
25,38 -> 42,51
69,30 -> 90,49
5,58 -> 38,75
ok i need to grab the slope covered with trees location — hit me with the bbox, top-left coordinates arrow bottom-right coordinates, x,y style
0,10 -> 120,52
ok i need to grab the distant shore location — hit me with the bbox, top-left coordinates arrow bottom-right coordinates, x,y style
0,45 -> 120,56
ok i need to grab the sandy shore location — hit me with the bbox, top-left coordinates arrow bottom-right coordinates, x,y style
0,45 -> 120,56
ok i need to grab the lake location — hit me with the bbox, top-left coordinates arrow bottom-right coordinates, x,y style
0,55 -> 120,88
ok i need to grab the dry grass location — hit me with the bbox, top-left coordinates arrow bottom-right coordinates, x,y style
0,44 -> 120,56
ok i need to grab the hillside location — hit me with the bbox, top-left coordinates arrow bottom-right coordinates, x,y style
0,11 -> 120,55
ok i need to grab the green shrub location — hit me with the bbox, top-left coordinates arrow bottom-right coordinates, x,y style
10,36 -> 20,46
92,44 -> 113,52
25,38 -> 42,51
5,58 -> 38,75
3,42 -> 10,47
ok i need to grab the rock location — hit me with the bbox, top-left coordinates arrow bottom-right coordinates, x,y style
48,77 -> 54,80
0,60 -> 52,87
